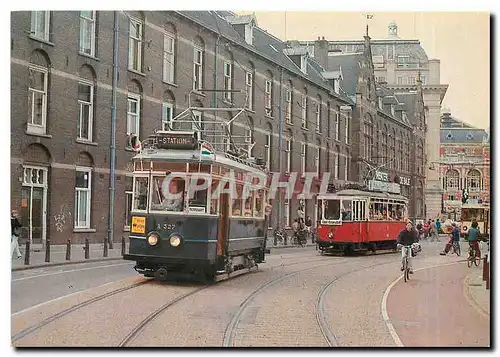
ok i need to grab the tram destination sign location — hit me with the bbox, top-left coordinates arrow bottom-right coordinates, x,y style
368,179 -> 401,194
154,132 -> 197,150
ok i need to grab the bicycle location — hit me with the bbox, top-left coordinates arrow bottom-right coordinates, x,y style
273,227 -> 287,246
467,243 -> 481,267
400,244 -> 413,283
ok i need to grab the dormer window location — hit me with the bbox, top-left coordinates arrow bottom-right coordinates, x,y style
378,97 -> 383,109
390,105 -> 395,116
300,55 -> 307,74
333,79 -> 339,94
245,22 -> 254,46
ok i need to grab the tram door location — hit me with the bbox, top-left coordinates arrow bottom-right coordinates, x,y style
217,193 -> 230,257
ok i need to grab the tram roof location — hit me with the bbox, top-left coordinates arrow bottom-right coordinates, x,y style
133,149 -> 268,176
317,189 -> 408,202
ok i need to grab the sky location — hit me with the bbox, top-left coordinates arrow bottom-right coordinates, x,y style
240,11 -> 490,130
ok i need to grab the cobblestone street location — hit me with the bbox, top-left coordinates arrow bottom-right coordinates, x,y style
11,241 -> 490,347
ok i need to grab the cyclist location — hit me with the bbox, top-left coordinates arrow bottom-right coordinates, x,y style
397,220 -> 418,274
467,220 -> 481,258
440,222 -> 460,255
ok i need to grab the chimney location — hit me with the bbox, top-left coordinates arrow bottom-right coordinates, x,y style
314,36 -> 329,70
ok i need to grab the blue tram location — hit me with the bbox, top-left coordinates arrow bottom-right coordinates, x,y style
123,130 -> 269,282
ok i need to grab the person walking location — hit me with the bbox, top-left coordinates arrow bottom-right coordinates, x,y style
11,209 -> 22,259
429,219 -> 439,242
305,215 -> 313,244
436,218 -> 442,235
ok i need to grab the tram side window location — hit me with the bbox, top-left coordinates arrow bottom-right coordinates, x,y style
232,184 -> 243,216
189,177 -> 208,212
151,176 -> 185,212
244,191 -> 254,217
370,201 -> 387,220
341,200 -> 352,221
133,177 -> 149,210
324,200 -> 341,220
254,190 -> 265,218
210,180 -> 219,215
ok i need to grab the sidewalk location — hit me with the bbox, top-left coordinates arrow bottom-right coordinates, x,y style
11,243 -> 127,271
12,239 -> 313,271
465,268 -> 490,317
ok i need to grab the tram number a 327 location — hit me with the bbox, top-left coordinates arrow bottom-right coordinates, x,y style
157,223 -> 176,231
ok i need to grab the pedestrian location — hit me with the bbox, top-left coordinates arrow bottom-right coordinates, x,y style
440,222 -> 460,255
429,219 -> 439,242
305,215 -> 313,244
436,218 -> 442,235
291,219 -> 299,245
11,209 -> 22,259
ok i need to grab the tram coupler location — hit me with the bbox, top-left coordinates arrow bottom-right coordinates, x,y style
154,267 -> 168,281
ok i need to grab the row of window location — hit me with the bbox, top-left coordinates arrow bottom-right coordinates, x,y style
443,169 -> 483,191
28,11 -> 350,143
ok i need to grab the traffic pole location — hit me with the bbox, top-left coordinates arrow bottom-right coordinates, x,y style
44,238 -> 50,263
103,236 -> 109,258
84,238 -> 90,259
65,239 -> 71,261
24,240 -> 30,265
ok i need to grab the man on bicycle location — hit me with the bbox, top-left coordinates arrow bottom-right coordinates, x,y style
397,221 -> 418,274
467,220 -> 481,258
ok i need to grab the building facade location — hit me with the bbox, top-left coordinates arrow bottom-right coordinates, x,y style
11,10 -> 353,245
301,21 -> 448,219
439,109 -> 490,219
294,31 -> 426,218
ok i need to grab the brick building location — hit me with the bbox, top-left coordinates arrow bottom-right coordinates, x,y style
438,109 -> 490,219
11,10 -> 353,245
294,30 -> 427,219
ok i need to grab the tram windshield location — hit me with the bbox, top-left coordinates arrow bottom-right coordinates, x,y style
323,199 -> 341,220
151,176 -> 186,212
461,208 -> 485,221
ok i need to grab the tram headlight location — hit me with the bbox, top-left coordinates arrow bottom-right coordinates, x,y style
147,233 -> 159,246
169,234 -> 181,247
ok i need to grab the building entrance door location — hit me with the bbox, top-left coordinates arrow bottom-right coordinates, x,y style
21,166 -> 48,245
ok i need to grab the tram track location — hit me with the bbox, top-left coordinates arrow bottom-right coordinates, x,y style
117,256 -> 351,347
11,279 -> 152,343
315,260 -> 396,347
12,250 -> 340,346
223,258 -> 398,347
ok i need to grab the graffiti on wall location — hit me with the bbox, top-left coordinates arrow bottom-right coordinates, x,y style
54,204 -> 72,232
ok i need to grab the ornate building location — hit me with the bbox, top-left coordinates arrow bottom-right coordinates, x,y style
293,29 -> 427,218
438,109 -> 490,219
300,21 -> 448,219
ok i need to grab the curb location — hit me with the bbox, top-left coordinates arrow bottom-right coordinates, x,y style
463,274 -> 490,319
269,244 -> 316,250
11,256 -> 125,272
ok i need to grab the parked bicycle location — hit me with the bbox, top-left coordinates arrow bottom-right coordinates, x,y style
273,227 -> 288,246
